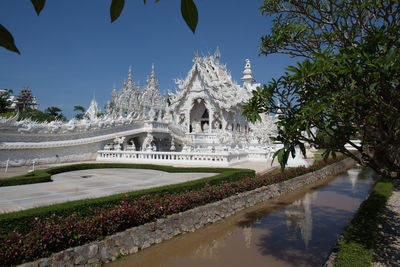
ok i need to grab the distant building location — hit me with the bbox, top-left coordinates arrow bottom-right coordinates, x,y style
16,86 -> 38,111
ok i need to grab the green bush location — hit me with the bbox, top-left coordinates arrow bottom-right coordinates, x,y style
334,178 -> 393,266
0,164 -> 254,235
0,170 -> 51,187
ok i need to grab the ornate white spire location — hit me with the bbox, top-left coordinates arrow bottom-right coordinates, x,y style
85,97 -> 100,121
241,59 -> 255,83
214,46 -> 221,59
150,63 -> 155,82
128,66 -> 133,84
241,59 -> 255,91
140,63 -> 165,115
111,84 -> 117,100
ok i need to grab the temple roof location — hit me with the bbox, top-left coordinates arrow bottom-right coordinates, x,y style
85,98 -> 100,120
141,64 -> 166,110
111,66 -> 141,113
169,52 -> 251,110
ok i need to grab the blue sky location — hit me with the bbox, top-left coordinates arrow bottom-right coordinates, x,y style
0,0 -> 297,119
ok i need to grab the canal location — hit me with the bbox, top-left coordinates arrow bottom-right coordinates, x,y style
108,167 -> 376,267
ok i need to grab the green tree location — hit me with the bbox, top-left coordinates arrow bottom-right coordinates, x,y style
73,105 -> 85,120
44,106 -> 67,121
244,0 -> 400,178
0,89 -> 12,113
18,108 -> 52,122
1,0 -> 198,54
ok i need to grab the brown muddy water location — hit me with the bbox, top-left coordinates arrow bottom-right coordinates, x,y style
107,168 -> 375,267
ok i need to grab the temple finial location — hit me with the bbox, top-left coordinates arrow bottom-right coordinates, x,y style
128,66 -> 133,82
241,58 -> 255,89
151,63 -> 155,81
215,46 -> 221,59
111,84 -> 117,99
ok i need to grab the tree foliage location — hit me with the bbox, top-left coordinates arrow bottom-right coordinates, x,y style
0,89 -> 12,114
44,106 -> 66,121
73,105 -> 85,120
259,0 -> 400,58
244,0 -> 400,177
1,0 -> 199,54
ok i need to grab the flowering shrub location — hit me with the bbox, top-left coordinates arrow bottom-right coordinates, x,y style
0,156 -> 345,265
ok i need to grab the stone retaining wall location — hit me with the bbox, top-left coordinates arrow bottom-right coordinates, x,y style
20,158 -> 356,267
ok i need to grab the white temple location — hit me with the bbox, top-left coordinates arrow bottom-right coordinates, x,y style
0,49 -> 309,167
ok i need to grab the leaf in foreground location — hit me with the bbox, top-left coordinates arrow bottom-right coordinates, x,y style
0,24 -> 20,54
110,0 -> 125,23
181,0 -> 198,34
30,0 -> 46,16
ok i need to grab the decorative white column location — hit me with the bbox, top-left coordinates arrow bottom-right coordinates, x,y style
186,111 -> 191,133
209,109 -> 213,133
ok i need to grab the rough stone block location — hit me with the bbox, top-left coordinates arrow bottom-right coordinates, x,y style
38,258 -> 52,267
87,258 -> 100,264
74,255 -> 87,265
128,246 -> 139,254
100,247 -> 110,261
87,244 -> 99,259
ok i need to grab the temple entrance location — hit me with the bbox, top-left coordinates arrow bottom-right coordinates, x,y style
190,99 -> 209,133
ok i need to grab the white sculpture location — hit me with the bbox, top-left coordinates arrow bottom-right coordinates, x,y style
113,136 -> 125,151
249,113 -> 277,145
170,137 -> 176,151
142,133 -> 154,151
85,98 -> 100,121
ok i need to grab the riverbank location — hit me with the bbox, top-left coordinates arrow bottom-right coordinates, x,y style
373,178 -> 400,266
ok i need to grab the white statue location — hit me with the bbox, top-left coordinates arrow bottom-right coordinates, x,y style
113,136 -> 125,151
194,121 -> 202,133
142,133 -> 154,151
170,137 -> 176,151
203,122 -> 209,132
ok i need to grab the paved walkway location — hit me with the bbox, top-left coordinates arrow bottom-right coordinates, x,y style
373,178 -> 400,266
0,160 -> 279,214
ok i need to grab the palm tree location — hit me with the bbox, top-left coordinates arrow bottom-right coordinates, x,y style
73,105 -> 85,120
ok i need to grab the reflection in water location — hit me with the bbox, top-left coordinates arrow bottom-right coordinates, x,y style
243,225 -> 252,248
348,168 -> 362,189
108,168 -> 374,267
192,229 -> 233,260
284,192 -> 316,248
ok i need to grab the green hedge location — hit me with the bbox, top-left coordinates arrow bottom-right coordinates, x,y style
0,163 -> 254,235
334,178 -> 393,266
0,170 -> 52,187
